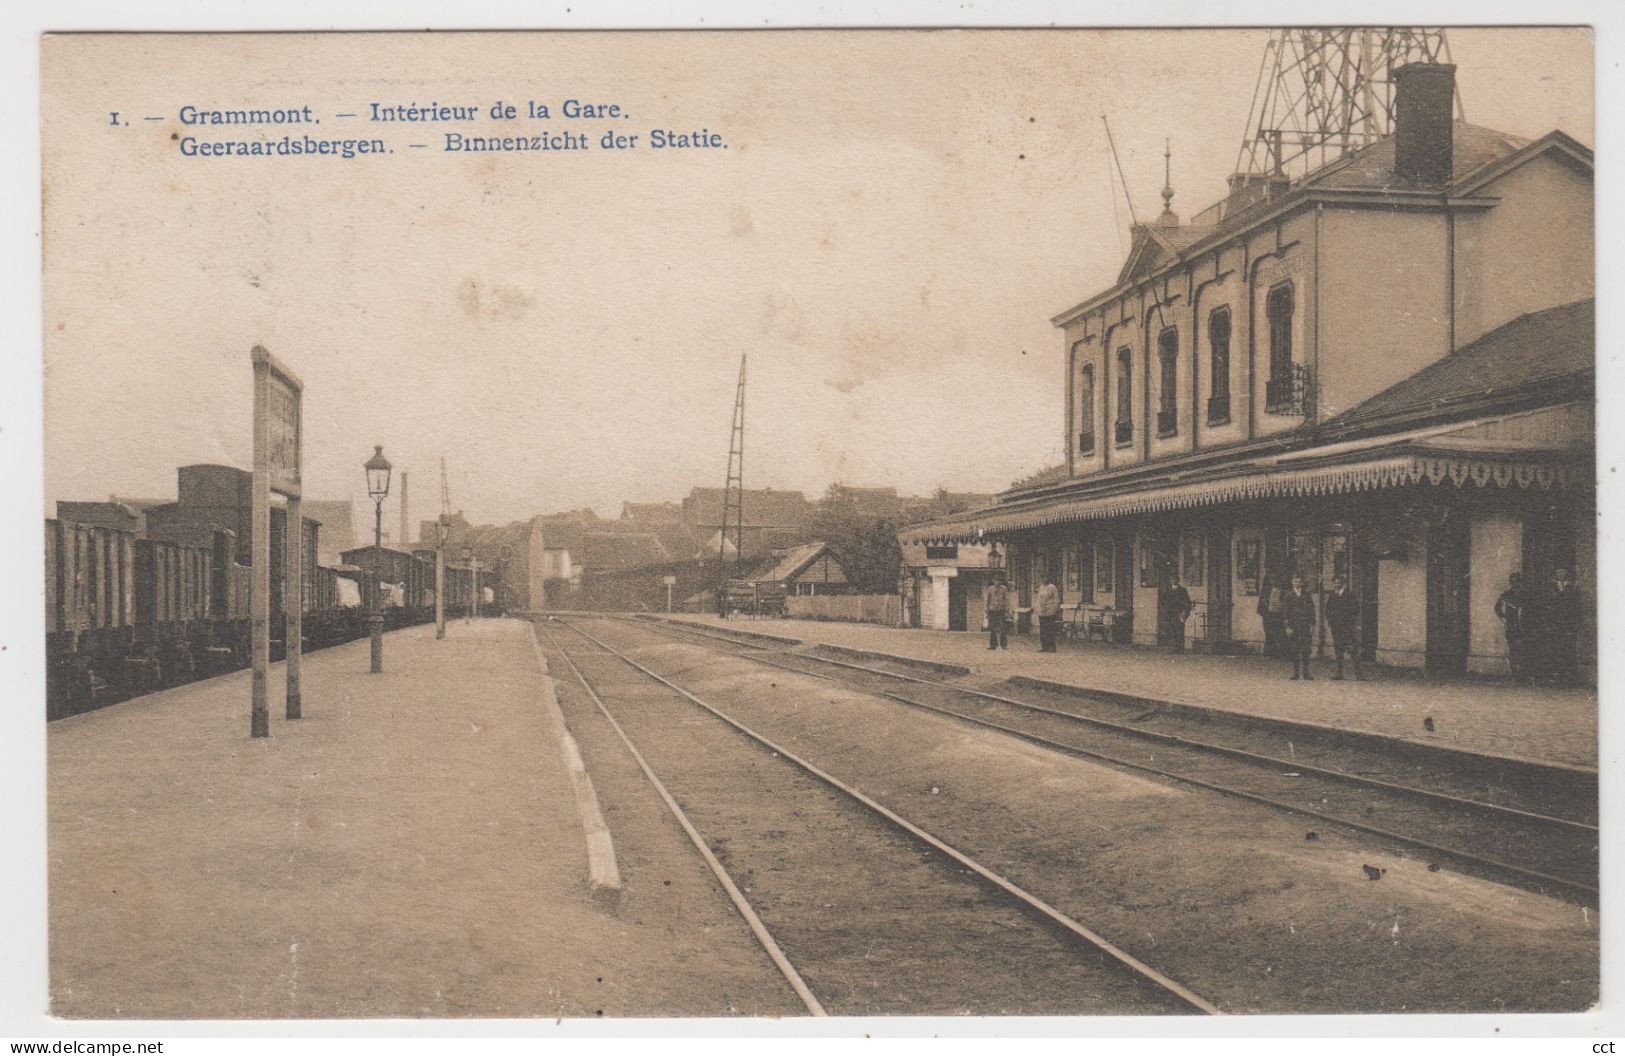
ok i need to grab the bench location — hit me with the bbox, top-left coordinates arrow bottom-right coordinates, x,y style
1068,605 -> 1126,642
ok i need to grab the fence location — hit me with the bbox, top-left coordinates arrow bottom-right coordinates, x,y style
785,593 -> 901,626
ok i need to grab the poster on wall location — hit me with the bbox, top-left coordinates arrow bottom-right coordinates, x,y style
1236,538 -> 1261,596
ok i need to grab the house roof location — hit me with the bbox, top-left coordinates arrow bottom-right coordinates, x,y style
578,530 -> 671,573
684,487 -> 812,527
1058,125 -> 1592,328
537,519 -> 585,552
759,542 -> 848,585
1325,299 -> 1594,431
621,501 -> 685,525
1305,121 -> 1530,193
648,522 -> 701,559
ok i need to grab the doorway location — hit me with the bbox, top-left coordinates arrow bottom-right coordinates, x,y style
1113,535 -> 1135,642
947,576 -> 968,632
1208,527 -> 1232,642
1149,534 -> 1182,647
1425,513 -> 1471,676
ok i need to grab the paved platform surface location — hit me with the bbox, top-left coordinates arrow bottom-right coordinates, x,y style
660,615 -> 1598,770
47,618 -> 788,1019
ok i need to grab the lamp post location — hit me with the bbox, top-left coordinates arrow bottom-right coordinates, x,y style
434,514 -> 450,640
365,445 -> 392,673
461,544 -> 475,624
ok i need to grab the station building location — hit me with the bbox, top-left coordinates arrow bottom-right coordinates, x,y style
902,64 -> 1594,678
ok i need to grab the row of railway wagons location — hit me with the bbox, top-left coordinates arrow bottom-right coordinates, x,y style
45,517 -> 498,719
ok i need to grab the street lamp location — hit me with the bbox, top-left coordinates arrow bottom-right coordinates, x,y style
460,544 -> 478,623
434,514 -> 451,640
365,445 -> 392,674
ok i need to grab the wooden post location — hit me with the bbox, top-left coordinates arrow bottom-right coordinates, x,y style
250,357 -> 271,739
250,345 -> 303,737
435,545 -> 445,639
285,495 -> 303,719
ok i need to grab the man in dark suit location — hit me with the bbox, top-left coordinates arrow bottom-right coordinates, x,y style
1282,572 -> 1317,681
1542,567 -> 1583,686
1494,572 -> 1529,683
1164,576 -> 1193,651
1324,574 -> 1363,681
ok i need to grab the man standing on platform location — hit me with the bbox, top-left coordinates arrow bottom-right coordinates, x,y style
1542,567 -> 1583,686
1036,574 -> 1062,652
1494,572 -> 1529,683
1259,573 -> 1285,657
985,571 -> 1011,651
1325,574 -> 1364,681
1165,576 -> 1193,652
1282,572 -> 1317,681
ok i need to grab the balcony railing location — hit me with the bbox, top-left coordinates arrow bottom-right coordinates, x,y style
1078,430 -> 1095,456
1265,363 -> 1313,417
1114,419 -> 1133,446
1206,394 -> 1231,425
1156,409 -> 1178,437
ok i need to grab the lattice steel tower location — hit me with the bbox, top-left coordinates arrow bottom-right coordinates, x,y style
719,354 -> 747,572
1237,28 -> 1464,180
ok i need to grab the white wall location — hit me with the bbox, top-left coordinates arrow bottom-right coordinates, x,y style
1376,524 -> 1428,668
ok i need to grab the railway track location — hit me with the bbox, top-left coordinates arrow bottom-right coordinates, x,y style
622,615 -> 1598,903
538,616 -> 1220,1016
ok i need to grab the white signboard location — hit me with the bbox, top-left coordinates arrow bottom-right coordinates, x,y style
251,346 -> 306,738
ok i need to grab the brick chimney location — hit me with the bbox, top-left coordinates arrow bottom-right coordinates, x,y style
1392,62 -> 1456,184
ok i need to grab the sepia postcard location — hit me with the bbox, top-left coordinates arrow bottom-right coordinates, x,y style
15,14 -> 1612,1043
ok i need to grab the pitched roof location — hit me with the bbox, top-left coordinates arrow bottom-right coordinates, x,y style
538,518 -> 585,552
684,487 -> 812,527
649,522 -> 701,559
1306,122 -> 1530,193
578,530 -> 671,573
759,542 -> 848,585
1060,125 -> 1591,328
1326,299 -> 1594,431
621,501 -> 685,525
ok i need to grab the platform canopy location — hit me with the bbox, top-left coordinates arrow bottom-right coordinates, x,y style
899,403 -> 1590,545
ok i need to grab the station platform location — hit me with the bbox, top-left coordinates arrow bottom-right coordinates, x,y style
655,614 -> 1599,771
45,618 -> 786,1019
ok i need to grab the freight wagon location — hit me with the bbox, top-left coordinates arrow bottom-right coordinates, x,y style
45,516 -> 499,719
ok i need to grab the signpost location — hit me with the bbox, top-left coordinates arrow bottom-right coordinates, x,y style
251,346 -> 304,737
664,575 -> 677,613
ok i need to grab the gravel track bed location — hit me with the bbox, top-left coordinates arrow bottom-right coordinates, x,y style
574,617 -> 1598,1014
543,624 -> 1196,1016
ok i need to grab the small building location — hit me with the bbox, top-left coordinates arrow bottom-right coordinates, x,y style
899,540 -> 1002,631
759,542 -> 853,596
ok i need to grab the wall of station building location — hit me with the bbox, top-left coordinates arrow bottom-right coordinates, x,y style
1060,151 -> 1593,485
999,489 -> 1594,679
899,541 -> 998,631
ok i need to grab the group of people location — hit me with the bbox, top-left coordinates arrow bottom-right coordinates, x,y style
984,566 -> 1585,685
1495,568 -> 1585,686
1257,572 -> 1363,681
982,571 -> 1065,651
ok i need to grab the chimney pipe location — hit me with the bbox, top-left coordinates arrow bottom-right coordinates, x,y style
1393,62 -> 1456,184
400,471 -> 409,549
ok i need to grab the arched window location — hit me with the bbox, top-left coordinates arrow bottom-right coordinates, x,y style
1114,347 -> 1133,445
1157,327 -> 1178,437
1266,282 -> 1296,413
1078,362 -> 1095,455
1267,283 -> 1294,381
1207,306 -> 1232,424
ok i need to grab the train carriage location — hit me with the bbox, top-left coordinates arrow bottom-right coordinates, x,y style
47,506 -> 475,717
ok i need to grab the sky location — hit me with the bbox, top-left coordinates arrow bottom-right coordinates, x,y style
40,28 -> 1593,532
